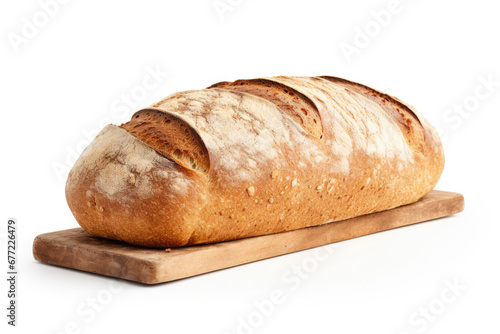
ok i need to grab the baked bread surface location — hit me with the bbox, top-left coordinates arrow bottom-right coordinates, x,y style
66,76 -> 444,247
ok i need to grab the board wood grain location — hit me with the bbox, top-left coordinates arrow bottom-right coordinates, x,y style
33,190 -> 464,284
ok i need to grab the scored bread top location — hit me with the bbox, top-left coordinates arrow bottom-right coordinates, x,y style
120,76 -> 423,185
120,109 -> 210,174
68,75 -> 444,247
319,76 -> 425,151
209,79 -> 323,139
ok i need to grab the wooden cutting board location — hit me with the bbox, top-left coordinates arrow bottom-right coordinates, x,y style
33,190 -> 464,284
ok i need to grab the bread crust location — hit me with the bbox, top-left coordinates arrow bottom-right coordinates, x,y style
66,76 -> 445,248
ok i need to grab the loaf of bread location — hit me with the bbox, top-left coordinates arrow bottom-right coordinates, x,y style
65,76 -> 444,248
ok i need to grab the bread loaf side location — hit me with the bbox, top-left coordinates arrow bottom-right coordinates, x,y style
65,76 -> 444,247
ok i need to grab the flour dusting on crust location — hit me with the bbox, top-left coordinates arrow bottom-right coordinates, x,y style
154,89 -> 329,182
152,79 -> 415,182
267,77 -> 414,164
68,125 -> 191,200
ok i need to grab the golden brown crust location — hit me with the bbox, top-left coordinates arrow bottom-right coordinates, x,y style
319,76 -> 425,150
66,76 -> 445,248
65,125 -> 208,247
120,108 -> 210,174
209,79 -> 323,139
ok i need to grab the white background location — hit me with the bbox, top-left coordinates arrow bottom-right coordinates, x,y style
1,0 -> 499,333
